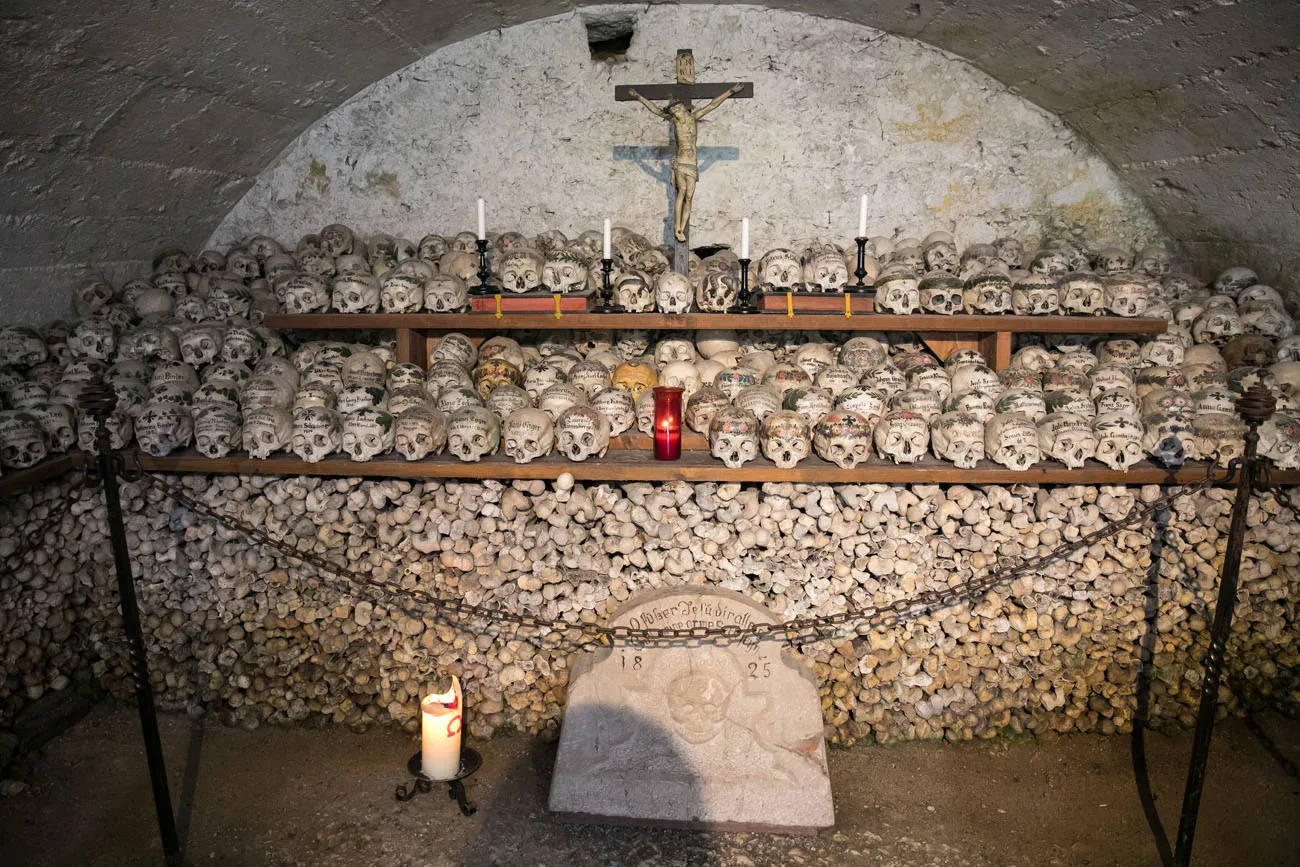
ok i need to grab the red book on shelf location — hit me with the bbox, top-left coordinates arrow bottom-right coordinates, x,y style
759,291 -> 875,314
470,290 -> 594,313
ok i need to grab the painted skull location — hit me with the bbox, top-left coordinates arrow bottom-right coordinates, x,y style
289,406 -> 342,462
422,274 -> 469,313
497,407 -> 552,464
0,411 -> 48,468
341,407 -> 394,461
555,405 -> 611,462
1103,275 -> 1150,317
499,248 -> 546,293
874,268 -> 920,314
472,357 -> 525,399
696,271 -> 739,313
760,409 -> 811,469
681,386 -> 728,435
1259,413 -> 1300,469
758,249 -> 802,289
1059,274 -> 1106,316
712,366 -> 760,401
77,409 -> 132,453
241,406 -> 291,459
1190,412 -> 1246,468
964,272 -> 1013,314
803,252 -> 849,291
873,410 -> 928,464
330,274 -> 381,314
590,387 -> 635,436
919,274 -> 963,315
1192,308 -> 1245,346
984,412 -> 1041,471
1036,412 -> 1096,468
1142,412 -> 1192,467
931,411 -> 985,469
69,319 -> 117,362
923,240 -> 958,273
135,401 -> 194,458
944,389 -> 996,423
379,272 -> 423,314
708,407 -> 760,468
1091,412 -> 1144,471
537,382 -> 587,420
191,405 -> 242,459
815,365 -> 861,398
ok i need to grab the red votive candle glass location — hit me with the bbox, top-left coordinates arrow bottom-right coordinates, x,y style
652,386 -> 683,461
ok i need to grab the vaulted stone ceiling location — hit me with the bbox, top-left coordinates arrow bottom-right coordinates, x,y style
3,0 -> 1297,323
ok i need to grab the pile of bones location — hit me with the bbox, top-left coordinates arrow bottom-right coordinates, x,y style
2,225 -> 1300,473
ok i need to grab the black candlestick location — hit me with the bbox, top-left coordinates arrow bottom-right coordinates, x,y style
846,236 -> 874,297
729,258 -> 759,314
470,238 -> 497,296
594,258 -> 625,313
395,748 -> 483,816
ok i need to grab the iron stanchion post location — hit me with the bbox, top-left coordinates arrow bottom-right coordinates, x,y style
1173,383 -> 1276,866
81,381 -> 182,867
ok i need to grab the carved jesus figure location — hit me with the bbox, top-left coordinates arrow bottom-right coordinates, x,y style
626,83 -> 745,242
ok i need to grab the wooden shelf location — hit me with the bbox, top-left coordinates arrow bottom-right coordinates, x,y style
263,313 -> 1167,372
263,312 -> 1170,334
127,448 -> 1287,486
0,453 -> 89,500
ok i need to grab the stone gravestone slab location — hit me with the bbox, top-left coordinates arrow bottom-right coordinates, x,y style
548,587 -> 834,833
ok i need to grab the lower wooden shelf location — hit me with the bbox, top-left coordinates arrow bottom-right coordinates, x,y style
125,448 -> 1293,486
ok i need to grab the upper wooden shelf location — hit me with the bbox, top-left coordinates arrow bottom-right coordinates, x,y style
262,312 -> 1170,334
126,448 -> 1282,487
0,453 -> 88,500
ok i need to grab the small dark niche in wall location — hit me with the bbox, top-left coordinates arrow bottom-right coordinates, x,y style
588,20 -> 634,63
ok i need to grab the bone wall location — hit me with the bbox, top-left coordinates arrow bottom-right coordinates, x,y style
211,6 -> 1168,263
3,474 -> 1297,743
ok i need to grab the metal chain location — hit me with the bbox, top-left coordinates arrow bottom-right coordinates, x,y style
1,471 -> 96,570
125,461 -> 1220,647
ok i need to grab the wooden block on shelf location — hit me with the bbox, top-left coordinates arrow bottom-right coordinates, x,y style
469,290 -> 594,313
759,291 -> 875,315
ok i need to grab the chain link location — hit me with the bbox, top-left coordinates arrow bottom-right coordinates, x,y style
127,463 -> 1219,647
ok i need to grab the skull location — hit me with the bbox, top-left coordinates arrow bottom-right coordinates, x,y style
537,382 -> 587,420
944,389 -> 996,423
753,409 -> 808,469
1142,412 -> 1191,467
890,245 -> 924,274
555,405 -> 611,461
1277,336 -> 1300,364
0,327 -> 48,369
1241,306 -> 1294,340
430,333 -> 478,369
472,357 -> 525,399
1260,413 -> 1300,469
240,374 -> 297,413
499,248 -> 546,293
420,274 -> 468,313
984,412 -> 1041,470
653,272 -> 692,314
241,406 -> 291,459
907,366 -> 953,402
873,410 -> 928,464
6,381 -> 49,409
1095,389 -> 1141,417
331,274 -> 380,313
524,364 -> 566,401
1092,246 -> 1133,275
1103,275 -> 1150,317
0,411 -> 49,468
614,273 -> 655,312
1190,412 -> 1246,468
282,274 -> 331,313
379,272 -> 423,313
539,250 -> 588,294
69,319 -> 117,362
341,407 -> 394,462
654,338 -> 695,368
449,232 -> 479,254
888,388 -> 943,424
949,364 -> 1000,397
923,240 -> 958,273
134,401 -> 193,457
386,386 -> 430,416
501,407 -> 554,463
1192,386 -> 1237,415
964,272 -> 1013,314
815,365 -> 861,398
1134,245 -> 1173,279
874,267 -> 920,314
24,401 -> 75,454
191,404 -> 242,459
1192,308 -> 1245,346
77,409 -> 132,453
73,280 -> 117,317
1028,248 -> 1069,276
1141,334 -> 1186,368
590,387 -> 635,436
566,360 -> 612,398
733,385 -> 780,422
680,386 -> 727,435
782,387 -> 834,424
1088,364 -> 1136,398
485,384 -> 530,421
1059,274 -> 1106,315
835,387 -> 887,425
1090,412 -> 1144,471
220,326 -> 265,366
931,411 -> 985,469
838,337 -> 887,374
1222,334 -> 1277,370
713,366 -> 760,401
754,249 -> 800,290
1035,412 -> 1096,468
287,406 -> 341,462
178,324 -> 224,367
803,252 -> 849,291
1237,283 -> 1286,312
919,274 -> 963,314
659,361 -> 703,403
861,362 -> 906,398
435,386 -> 482,416
708,407 -> 760,468
696,271 -> 739,313
1212,266 -> 1257,298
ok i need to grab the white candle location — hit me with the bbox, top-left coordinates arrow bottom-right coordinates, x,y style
858,194 -> 868,239
603,218 -> 611,260
477,199 -> 486,241
420,676 -> 463,780
741,218 -> 749,260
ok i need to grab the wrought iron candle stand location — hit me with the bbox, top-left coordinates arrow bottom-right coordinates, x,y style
728,258 -> 759,314
845,236 -> 874,299
395,747 -> 484,816
593,258 -> 625,313
469,239 -> 498,296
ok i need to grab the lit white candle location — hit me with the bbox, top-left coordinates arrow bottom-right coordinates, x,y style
603,218 -> 611,260
420,676 -> 463,780
741,218 -> 749,260
477,199 -> 486,241
858,194 -> 868,239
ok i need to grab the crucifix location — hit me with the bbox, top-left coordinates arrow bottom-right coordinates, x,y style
616,49 -> 753,273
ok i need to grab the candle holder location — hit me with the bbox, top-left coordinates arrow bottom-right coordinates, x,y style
593,258 -> 625,313
652,386 -> 683,461
470,239 -> 497,296
728,258 -> 759,314
845,237 -> 874,298
395,747 -> 483,815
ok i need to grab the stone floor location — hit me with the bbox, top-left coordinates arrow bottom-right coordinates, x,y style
0,705 -> 1297,867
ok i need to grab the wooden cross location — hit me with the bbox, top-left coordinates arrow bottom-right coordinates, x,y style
616,49 -> 753,274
